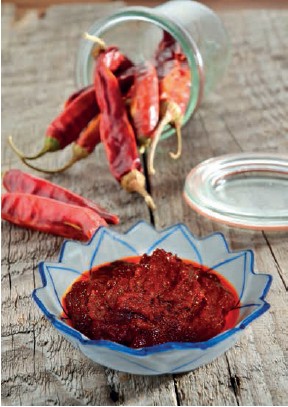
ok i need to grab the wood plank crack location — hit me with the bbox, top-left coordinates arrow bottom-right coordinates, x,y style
225,355 -> 240,406
142,152 -> 156,226
173,376 -> 182,406
7,223 -> 13,297
105,368 -> 124,405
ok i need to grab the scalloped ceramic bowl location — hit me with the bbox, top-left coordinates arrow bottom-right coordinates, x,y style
32,221 -> 272,375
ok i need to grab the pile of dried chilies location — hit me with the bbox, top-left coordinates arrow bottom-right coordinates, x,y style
2,169 -> 119,241
9,31 -> 191,210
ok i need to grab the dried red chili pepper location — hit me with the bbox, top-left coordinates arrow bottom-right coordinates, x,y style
85,33 -> 135,96
58,37 -> 133,110
146,31 -> 191,174
84,33 -> 133,74
154,31 -> 186,78
160,61 -> 191,116
8,35 -> 133,165
63,85 -> 93,109
102,46 -> 133,74
148,59 -> 191,175
117,66 -> 135,97
9,86 -> 99,161
57,114 -> 102,172
130,62 -> 159,152
94,59 -> 156,210
155,31 -> 176,70
19,114 -> 102,174
1,192 -> 107,241
3,169 -> 119,225
87,34 -> 136,98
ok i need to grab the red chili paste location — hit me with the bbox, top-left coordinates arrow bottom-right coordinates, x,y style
62,249 -> 239,348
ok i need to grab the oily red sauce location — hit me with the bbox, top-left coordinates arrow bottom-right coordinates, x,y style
62,249 -> 239,348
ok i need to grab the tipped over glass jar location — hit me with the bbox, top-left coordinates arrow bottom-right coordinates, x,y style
76,0 -> 230,139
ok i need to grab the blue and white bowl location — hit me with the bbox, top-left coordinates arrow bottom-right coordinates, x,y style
32,221 -> 272,375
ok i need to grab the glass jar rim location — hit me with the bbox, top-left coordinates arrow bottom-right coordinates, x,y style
76,5 -> 204,139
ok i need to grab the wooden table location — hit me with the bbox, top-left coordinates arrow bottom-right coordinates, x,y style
3,0 -> 288,23
2,3 -> 288,405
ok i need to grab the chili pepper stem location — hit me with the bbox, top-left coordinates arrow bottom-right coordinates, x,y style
17,157 -> 70,174
148,101 -> 183,175
167,101 -> 183,160
121,169 -> 156,211
58,156 -> 82,172
169,121 -> 182,160
16,141 -> 92,174
83,32 -> 106,49
148,110 -> 172,175
8,135 -> 57,160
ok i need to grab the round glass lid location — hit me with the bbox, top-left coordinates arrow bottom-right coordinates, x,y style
183,153 -> 288,230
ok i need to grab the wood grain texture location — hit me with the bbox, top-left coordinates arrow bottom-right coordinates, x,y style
3,0 -> 288,24
1,3 -> 288,406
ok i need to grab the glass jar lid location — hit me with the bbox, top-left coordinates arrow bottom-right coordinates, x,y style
183,153 -> 288,230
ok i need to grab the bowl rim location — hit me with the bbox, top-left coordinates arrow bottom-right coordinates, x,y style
32,220 -> 272,356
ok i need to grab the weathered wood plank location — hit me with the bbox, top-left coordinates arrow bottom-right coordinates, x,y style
1,3 -> 288,406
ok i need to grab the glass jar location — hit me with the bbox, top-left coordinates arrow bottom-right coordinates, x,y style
76,0 -> 230,138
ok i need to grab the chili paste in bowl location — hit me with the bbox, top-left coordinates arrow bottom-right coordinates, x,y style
62,249 -> 239,348
33,221 -> 272,375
